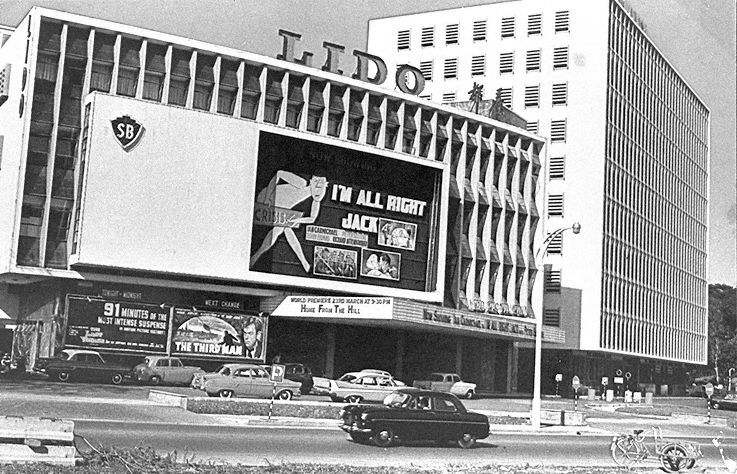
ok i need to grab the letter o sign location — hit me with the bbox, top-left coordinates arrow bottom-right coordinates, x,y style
395,64 -> 425,95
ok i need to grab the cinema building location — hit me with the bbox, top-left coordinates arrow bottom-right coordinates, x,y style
368,0 -> 710,394
0,7 -> 554,392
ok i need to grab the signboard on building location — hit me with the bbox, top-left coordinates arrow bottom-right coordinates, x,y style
250,132 -> 441,292
272,296 -> 393,319
170,308 -> 267,361
65,296 -> 169,353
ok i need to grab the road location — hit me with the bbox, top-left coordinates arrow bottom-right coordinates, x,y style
1,378 -> 736,470
71,420 -> 733,470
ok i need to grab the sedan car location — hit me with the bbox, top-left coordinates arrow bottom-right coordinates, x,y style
35,349 -> 133,385
709,394 -> 737,410
133,356 -> 204,386
203,363 -> 302,400
329,373 -> 407,403
340,388 -> 490,448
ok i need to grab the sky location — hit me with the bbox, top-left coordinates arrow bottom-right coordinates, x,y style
1,0 -> 735,285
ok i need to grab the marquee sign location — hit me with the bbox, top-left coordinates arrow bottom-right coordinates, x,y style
276,29 -> 425,95
249,132 -> 441,292
272,295 -> 393,319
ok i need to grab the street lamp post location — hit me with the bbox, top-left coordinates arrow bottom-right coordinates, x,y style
530,222 -> 581,429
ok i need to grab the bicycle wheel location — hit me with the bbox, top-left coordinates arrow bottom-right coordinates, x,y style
660,444 -> 689,473
611,436 -> 641,467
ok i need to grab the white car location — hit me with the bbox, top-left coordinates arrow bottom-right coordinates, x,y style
329,373 -> 407,403
413,373 -> 477,399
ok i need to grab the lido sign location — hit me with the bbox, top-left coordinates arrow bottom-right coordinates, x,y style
276,30 -> 426,96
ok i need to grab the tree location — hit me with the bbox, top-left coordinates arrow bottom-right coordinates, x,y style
708,284 -> 737,380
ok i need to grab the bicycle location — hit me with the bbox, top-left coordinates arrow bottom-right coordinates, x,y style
610,426 -> 702,472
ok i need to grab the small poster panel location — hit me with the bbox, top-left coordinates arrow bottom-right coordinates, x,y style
171,308 -> 268,360
312,245 -> 358,279
360,248 -> 401,281
377,218 -> 417,251
65,296 -> 169,353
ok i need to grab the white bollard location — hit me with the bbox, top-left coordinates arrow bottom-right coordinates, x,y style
624,390 -> 633,403
633,391 -> 642,403
606,389 -> 614,402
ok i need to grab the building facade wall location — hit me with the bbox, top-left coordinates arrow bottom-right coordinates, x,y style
601,0 -> 709,363
367,0 -> 709,365
0,7 -> 551,391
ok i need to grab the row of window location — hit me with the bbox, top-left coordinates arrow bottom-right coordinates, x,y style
396,10 -> 570,49
423,47 -> 570,81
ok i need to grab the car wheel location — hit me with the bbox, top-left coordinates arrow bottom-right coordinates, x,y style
111,373 -> 124,385
150,375 -> 161,386
57,372 -> 71,383
457,433 -> 476,449
346,395 -> 363,404
277,390 -> 293,401
372,425 -> 395,448
219,390 -> 234,398
465,390 -> 474,399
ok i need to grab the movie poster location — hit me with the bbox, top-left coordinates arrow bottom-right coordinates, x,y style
312,245 -> 358,279
171,308 -> 268,360
360,248 -> 401,281
65,296 -> 169,353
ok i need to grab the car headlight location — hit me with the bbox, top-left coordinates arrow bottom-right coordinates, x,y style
360,412 -> 369,421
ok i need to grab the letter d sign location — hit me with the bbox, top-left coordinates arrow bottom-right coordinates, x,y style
111,115 -> 145,151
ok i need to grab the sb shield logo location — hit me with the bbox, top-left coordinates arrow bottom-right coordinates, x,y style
111,115 -> 144,151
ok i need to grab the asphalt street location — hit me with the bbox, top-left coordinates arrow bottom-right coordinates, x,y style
3,378 -> 737,470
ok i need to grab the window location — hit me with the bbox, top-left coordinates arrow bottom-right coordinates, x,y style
501,17 -> 515,38
117,38 -> 141,97
552,82 -> 568,105
143,42 -> 166,102
549,155 -> 565,179
168,49 -> 191,107
547,194 -> 564,216
420,60 -> 433,81
471,55 -> 485,76
528,14 -> 542,35
553,46 -> 569,69
550,119 -> 567,142
497,87 -> 512,108
433,397 -> 458,412
499,52 -> 514,74
397,30 -> 410,50
555,10 -> 570,32
526,49 -> 541,72
442,92 -> 456,103
526,121 -> 539,134
444,58 -> 458,79
445,24 -> 459,45
546,232 -> 563,254
473,20 -> 487,41
524,85 -> 539,107
544,270 -> 562,293
543,308 -> 561,326
421,27 -> 434,47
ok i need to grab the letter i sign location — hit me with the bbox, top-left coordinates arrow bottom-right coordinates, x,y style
111,115 -> 145,151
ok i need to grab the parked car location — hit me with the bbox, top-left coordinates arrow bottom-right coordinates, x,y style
340,388 -> 490,448
413,372 -> 477,399
192,364 -> 237,390
329,372 -> 407,403
133,356 -> 204,385
283,363 -> 314,395
709,394 -> 737,410
687,376 -> 724,398
35,349 -> 133,385
203,363 -> 302,400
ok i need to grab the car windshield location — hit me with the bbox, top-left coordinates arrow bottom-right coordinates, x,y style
58,351 -> 72,361
338,374 -> 357,382
384,393 -> 411,407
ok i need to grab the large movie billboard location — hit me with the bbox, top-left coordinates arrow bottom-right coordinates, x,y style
65,296 -> 170,353
250,132 -> 441,292
171,308 -> 267,361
